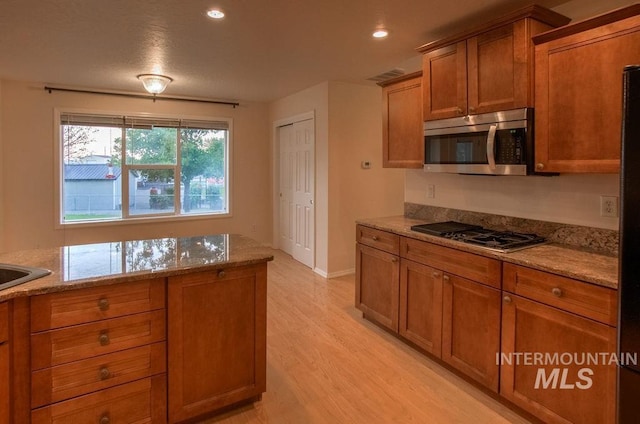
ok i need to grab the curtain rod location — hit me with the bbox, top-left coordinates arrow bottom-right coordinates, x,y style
44,86 -> 240,108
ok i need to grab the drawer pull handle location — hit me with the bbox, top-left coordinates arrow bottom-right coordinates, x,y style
98,298 -> 110,311
443,275 -> 450,283
100,367 -> 111,380
552,287 -> 563,297
99,415 -> 110,424
372,236 -> 379,241
218,270 -> 226,278
99,331 -> 110,346
503,295 -> 512,304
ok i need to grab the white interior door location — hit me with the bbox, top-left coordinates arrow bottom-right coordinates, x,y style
278,118 -> 314,268
278,124 -> 294,255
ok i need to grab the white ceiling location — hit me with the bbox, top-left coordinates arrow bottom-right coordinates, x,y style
0,0 -> 634,103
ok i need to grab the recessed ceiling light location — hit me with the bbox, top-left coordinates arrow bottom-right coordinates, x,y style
372,29 -> 389,39
207,9 -> 225,19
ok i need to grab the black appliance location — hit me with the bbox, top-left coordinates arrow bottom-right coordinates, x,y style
410,221 -> 546,253
423,108 -> 539,176
618,64 -> 640,424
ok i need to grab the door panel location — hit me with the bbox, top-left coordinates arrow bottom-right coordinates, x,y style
291,119 -> 315,268
278,124 -> 294,255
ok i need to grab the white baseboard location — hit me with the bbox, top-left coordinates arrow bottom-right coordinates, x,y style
313,267 -> 355,279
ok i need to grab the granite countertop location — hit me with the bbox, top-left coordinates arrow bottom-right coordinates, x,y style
0,234 -> 274,301
357,216 -> 618,290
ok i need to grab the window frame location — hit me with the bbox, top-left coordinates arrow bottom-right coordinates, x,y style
54,108 -> 233,228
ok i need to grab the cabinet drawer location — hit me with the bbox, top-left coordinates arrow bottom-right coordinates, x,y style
32,342 -> 166,408
31,374 -> 167,424
356,225 -> 400,254
0,302 -> 7,343
401,237 -> 501,289
31,310 -> 166,370
31,278 -> 165,332
503,263 -> 617,326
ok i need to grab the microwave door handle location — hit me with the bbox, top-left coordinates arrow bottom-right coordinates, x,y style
486,124 -> 497,170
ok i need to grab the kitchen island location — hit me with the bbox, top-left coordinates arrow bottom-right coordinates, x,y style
0,234 -> 274,424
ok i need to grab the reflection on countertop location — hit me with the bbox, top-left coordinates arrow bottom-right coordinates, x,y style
0,234 -> 274,300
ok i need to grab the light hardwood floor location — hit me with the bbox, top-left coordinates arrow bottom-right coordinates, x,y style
203,250 -> 531,424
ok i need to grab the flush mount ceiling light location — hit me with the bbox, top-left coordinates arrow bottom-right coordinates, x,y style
207,9 -> 225,19
137,74 -> 173,94
372,28 -> 389,39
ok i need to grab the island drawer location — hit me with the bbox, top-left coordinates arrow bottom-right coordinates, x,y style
31,278 -> 165,332
0,302 -> 7,343
503,263 -> 618,326
357,225 -> 400,254
401,237 -> 501,289
31,310 -> 166,370
31,342 -> 166,408
31,374 -> 166,424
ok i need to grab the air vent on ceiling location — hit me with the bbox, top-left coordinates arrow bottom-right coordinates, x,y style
367,68 -> 405,83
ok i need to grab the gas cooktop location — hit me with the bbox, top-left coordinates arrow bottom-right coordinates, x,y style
410,221 -> 547,253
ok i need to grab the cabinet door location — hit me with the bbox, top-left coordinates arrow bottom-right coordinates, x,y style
399,260 -> 443,357
0,343 -> 8,424
535,14 -> 640,173
355,244 -> 400,332
168,264 -> 267,423
382,73 -> 423,168
442,274 -> 501,391
422,41 -> 467,120
467,22 -> 530,114
501,294 -> 616,424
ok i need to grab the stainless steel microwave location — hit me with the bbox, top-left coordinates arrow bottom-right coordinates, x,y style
424,108 -> 534,176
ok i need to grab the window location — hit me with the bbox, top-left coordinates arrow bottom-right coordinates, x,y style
59,112 -> 230,224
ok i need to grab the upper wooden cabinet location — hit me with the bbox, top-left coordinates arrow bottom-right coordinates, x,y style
379,72 -> 423,168
418,5 -> 570,121
533,5 -> 640,173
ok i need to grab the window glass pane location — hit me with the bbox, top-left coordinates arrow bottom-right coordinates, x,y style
62,125 -> 122,222
125,127 -> 177,165
129,168 -> 176,216
180,129 -> 228,215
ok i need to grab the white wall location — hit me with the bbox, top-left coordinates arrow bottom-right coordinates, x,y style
406,171 -> 620,230
0,79 -> 272,251
269,81 -> 404,276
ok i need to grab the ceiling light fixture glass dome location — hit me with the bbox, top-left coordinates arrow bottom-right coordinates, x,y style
372,29 -> 389,38
137,74 -> 173,94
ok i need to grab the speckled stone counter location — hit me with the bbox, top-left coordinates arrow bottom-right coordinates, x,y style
0,234 -> 274,301
357,216 -> 618,289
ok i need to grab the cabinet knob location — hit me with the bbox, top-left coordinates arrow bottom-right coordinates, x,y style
99,367 -> 111,380
432,271 -> 440,278
456,107 -> 464,115
503,295 -> 512,304
536,163 -> 545,170
218,270 -> 226,278
98,297 -> 109,311
99,331 -> 110,346
99,415 -> 110,424
372,236 -> 379,241
469,106 -> 476,113
552,287 -> 563,297
390,257 -> 398,263
443,275 -> 450,283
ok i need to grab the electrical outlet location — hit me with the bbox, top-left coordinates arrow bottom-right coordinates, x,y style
600,196 -> 618,218
427,184 -> 435,199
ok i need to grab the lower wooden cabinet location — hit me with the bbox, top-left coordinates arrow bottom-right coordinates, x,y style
0,302 -> 9,424
442,273 -> 501,391
355,243 -> 400,332
501,294 -> 616,424
399,259 -> 443,356
168,264 -> 267,423
31,375 -> 167,424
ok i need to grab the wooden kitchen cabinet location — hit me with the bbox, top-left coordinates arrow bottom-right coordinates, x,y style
418,5 -> 569,121
29,278 -> 167,423
0,302 -> 9,424
533,5 -> 640,173
501,263 -> 618,424
400,236 -> 502,391
356,225 -> 401,332
399,259 -> 443,356
168,264 -> 267,423
379,72 -> 424,168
